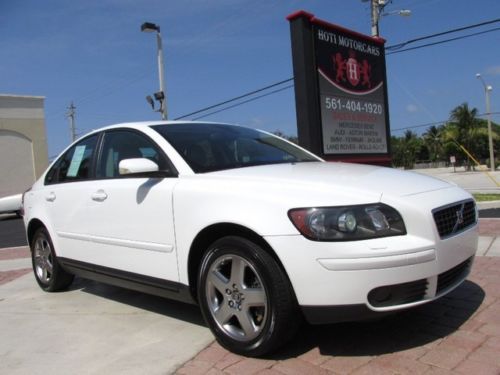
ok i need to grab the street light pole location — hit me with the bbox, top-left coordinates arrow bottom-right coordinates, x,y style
156,30 -> 167,120
476,73 -> 495,171
141,22 -> 167,120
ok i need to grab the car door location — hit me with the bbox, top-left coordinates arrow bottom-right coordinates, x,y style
42,133 -> 100,260
84,129 -> 179,281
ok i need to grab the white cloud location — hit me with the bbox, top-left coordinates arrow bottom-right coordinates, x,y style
406,104 -> 418,113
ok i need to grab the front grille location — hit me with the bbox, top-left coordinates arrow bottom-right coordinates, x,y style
433,200 -> 476,238
436,257 -> 472,295
368,279 -> 428,308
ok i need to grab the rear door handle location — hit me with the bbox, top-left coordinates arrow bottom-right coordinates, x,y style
45,192 -> 56,202
91,190 -> 108,202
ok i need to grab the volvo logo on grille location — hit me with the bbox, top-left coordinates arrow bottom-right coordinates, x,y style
452,203 -> 466,233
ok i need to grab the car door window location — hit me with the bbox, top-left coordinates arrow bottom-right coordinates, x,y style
45,135 -> 99,185
97,130 -> 171,178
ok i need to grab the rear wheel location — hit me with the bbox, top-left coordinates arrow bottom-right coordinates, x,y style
198,236 -> 300,356
31,227 -> 74,292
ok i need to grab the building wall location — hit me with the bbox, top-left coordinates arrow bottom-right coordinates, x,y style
0,95 -> 49,197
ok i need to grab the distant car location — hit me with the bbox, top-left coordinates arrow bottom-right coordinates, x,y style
0,193 -> 22,216
22,121 -> 478,356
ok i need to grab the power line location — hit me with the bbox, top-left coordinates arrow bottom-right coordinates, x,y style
386,18 -> 500,50
174,78 -> 294,120
192,84 -> 294,120
387,27 -> 500,55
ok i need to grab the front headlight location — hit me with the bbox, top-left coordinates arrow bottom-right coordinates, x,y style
288,204 -> 406,241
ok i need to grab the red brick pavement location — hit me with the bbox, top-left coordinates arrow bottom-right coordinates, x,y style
478,218 -> 500,236
0,268 -> 31,286
0,246 -> 30,261
0,246 -> 31,286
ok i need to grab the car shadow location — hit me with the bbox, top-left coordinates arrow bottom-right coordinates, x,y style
64,277 -> 484,358
269,280 -> 485,360
69,277 -> 207,327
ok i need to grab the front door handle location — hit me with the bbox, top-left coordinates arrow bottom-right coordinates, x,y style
91,190 -> 108,202
45,192 -> 56,202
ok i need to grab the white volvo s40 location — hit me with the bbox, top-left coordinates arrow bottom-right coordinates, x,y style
22,122 -> 478,356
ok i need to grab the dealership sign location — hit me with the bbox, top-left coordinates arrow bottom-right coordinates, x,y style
288,11 -> 391,164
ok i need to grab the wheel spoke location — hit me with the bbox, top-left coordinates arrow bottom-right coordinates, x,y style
208,270 -> 228,293
230,257 -> 246,286
215,303 -> 233,325
243,288 -> 266,307
236,310 -> 257,337
46,257 -> 53,273
34,255 -> 43,268
41,241 -> 49,256
42,267 -> 48,282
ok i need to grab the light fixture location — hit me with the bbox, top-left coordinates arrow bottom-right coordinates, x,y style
141,22 -> 160,33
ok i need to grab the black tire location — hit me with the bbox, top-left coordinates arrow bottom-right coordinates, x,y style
198,236 -> 300,356
31,227 -> 74,292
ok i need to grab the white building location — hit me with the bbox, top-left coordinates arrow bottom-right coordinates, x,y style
0,94 -> 49,198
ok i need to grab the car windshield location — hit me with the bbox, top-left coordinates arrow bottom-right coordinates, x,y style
152,123 -> 319,173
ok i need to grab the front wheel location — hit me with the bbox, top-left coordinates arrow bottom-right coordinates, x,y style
31,227 -> 74,292
198,236 -> 300,356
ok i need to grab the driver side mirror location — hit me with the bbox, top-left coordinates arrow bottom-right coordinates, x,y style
119,158 -> 159,176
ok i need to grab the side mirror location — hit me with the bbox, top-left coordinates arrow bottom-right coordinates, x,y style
119,158 -> 159,176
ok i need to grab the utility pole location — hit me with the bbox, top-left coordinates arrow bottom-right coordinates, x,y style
66,102 -> 77,142
370,0 -> 381,37
365,0 -> 411,37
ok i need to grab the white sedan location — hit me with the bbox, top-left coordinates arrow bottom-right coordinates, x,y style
22,121 -> 478,356
0,193 -> 22,216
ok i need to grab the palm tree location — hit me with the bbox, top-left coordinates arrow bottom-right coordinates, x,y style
423,125 -> 443,166
401,130 -> 420,169
449,103 -> 480,169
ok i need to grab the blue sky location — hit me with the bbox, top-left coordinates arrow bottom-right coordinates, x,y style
1,0 -> 499,157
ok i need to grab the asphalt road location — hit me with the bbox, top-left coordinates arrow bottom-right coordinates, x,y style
1,208 -> 500,250
0,215 -> 27,248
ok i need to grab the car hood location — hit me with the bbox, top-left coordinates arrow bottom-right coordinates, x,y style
209,161 -> 452,198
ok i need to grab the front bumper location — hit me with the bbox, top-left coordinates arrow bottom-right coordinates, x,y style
264,223 -> 478,324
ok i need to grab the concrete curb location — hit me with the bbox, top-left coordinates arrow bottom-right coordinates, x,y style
477,200 -> 500,210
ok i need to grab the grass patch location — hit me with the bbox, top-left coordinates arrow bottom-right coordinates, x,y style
473,193 -> 500,202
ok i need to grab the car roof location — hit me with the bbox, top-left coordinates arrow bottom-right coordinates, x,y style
96,120 -> 238,132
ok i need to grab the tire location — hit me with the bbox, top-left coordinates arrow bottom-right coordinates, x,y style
198,236 -> 300,356
31,227 -> 74,292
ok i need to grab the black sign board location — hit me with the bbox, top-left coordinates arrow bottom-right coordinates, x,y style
288,11 -> 391,165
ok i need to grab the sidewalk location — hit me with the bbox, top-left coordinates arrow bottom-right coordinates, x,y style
413,166 -> 500,194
